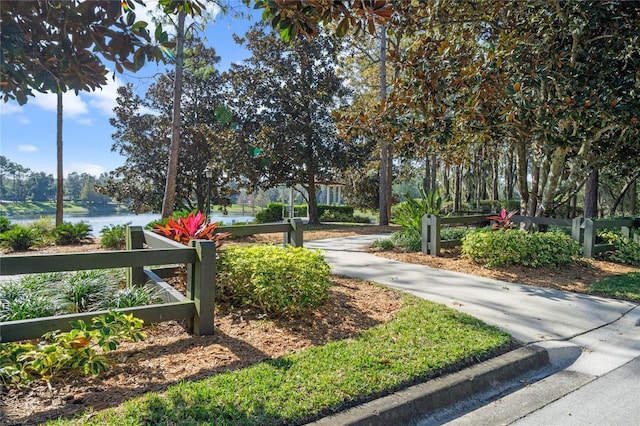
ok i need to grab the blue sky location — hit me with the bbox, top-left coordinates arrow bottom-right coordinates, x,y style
0,1 -> 261,177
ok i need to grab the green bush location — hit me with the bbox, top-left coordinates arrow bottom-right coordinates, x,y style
254,203 -> 308,223
52,221 -> 92,245
217,245 -> 332,316
371,238 -> 395,250
317,204 -> 354,218
440,227 -> 471,241
319,210 -> 353,223
599,231 -> 640,266
390,230 -> 422,252
0,216 -> 13,233
391,189 -> 442,235
100,223 -> 130,249
461,229 -> 581,267
0,226 -> 39,251
0,311 -> 146,386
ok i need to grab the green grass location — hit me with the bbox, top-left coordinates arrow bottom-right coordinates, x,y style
588,272 -> 640,302
48,294 -> 511,425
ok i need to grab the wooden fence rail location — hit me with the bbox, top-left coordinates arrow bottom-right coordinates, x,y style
422,214 -> 639,258
0,220 -> 305,343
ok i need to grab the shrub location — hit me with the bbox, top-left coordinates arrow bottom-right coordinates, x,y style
100,223 -> 130,249
390,231 -> 422,252
391,189 -> 442,235
371,238 -> 395,250
152,211 -> 229,246
217,245 -> 332,317
317,204 -> 354,218
0,226 -> 39,251
254,203 -> 308,223
319,210 -> 352,223
52,221 -> 92,245
440,227 -> 471,241
0,311 -> 146,386
599,231 -> 640,266
0,216 -> 13,233
461,229 -> 581,267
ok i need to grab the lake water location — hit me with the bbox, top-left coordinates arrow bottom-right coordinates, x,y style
7,212 -> 255,236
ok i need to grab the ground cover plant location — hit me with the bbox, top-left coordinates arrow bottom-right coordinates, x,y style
0,269 -> 160,321
44,294 -> 512,426
587,272 -> 640,302
0,311 -> 146,387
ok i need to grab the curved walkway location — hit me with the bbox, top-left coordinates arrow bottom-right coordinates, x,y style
306,234 -> 640,425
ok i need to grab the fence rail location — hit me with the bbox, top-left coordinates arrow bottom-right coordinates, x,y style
0,220 -> 304,343
422,214 -> 639,258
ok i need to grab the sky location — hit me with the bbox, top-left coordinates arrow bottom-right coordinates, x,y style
0,1 -> 262,178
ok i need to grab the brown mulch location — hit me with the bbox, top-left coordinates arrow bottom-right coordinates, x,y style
1,224 -> 637,425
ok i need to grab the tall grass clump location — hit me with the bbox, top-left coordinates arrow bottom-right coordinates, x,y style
462,229 -> 581,267
100,223 -> 130,249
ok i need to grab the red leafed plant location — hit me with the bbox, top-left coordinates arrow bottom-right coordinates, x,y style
487,209 -> 518,231
153,211 -> 231,246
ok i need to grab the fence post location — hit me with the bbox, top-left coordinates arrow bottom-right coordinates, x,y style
186,240 -> 216,335
126,226 -> 145,286
621,225 -> 630,238
583,219 -> 596,258
421,214 -> 430,254
571,217 -> 583,244
284,218 -> 304,247
430,214 -> 442,256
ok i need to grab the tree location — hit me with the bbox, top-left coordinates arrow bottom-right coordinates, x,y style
104,39 -> 238,213
29,172 -> 55,202
225,25 -> 353,224
0,0 -> 194,105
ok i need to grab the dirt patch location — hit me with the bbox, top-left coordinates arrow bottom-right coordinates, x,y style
368,246 -> 638,295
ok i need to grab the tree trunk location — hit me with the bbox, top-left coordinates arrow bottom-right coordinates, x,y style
454,165 -> 462,212
56,91 -> 64,226
505,150 -> 515,200
631,179 -> 637,216
306,179 -> 320,225
610,174 -> 639,216
161,9 -> 186,218
430,152 -> 437,193
378,24 -> 390,226
491,153 -> 499,201
584,167 -> 599,218
443,165 -> 450,198
422,153 -> 430,194
515,138 -> 529,214
536,147 -> 567,216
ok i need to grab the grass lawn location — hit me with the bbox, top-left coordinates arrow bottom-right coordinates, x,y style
588,272 -> 640,302
48,293 -> 511,425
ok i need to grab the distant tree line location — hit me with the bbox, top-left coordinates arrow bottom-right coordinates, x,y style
0,156 -> 110,204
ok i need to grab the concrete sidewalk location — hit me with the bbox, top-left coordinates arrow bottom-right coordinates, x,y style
306,234 -> 640,425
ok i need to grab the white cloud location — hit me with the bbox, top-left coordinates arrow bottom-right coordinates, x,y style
32,91 -> 89,117
86,77 -> 121,115
0,103 -> 22,115
18,144 -> 38,152
68,162 -> 106,176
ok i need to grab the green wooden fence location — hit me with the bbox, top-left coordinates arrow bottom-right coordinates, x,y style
422,214 -> 639,258
0,219 -> 304,343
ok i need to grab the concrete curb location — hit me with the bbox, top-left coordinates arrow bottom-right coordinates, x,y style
308,345 -> 550,426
